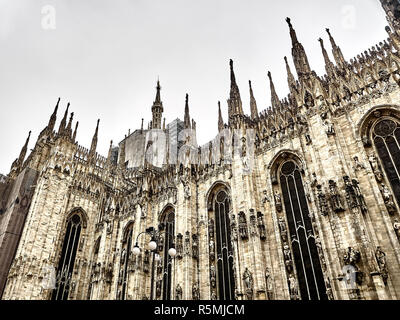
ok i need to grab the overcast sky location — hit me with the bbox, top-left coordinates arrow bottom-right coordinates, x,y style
0,0 -> 388,174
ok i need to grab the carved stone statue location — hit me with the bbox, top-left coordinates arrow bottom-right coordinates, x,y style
343,247 -> 361,266
381,183 -> 397,214
325,278 -> 334,300
311,172 -> 318,188
184,231 -> 190,255
176,233 -> 183,259
375,246 -> 388,285
157,236 -> 164,252
210,265 -> 216,288
157,259 -> 163,275
208,219 -> 215,238
316,185 -> 329,216
262,190 -> 270,204
192,234 -> 199,259
140,203 -> 147,219
210,290 -> 217,300
156,279 -> 162,298
143,250 -> 150,273
305,132 -> 312,145
209,239 -> 215,261
324,119 -> 335,136
394,218 -> 400,238
351,178 -> 368,213
257,212 -> 267,240
328,180 -> 345,212
231,214 -> 238,241
283,244 -> 292,262
184,183 -> 191,200
288,274 -> 299,300
368,153 -> 383,182
265,267 -> 274,294
353,156 -> 365,171
274,191 -> 283,212
314,234 -> 322,253
278,217 -> 287,234
238,212 -> 249,240
192,283 -> 200,300
243,268 -> 254,300
175,284 -> 183,300
249,210 -> 258,236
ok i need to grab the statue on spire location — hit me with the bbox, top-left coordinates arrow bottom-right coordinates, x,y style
184,93 -> 191,129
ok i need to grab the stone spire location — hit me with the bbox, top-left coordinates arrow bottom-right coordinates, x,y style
326,28 -> 346,69
318,38 -> 336,79
119,136 -> 126,168
380,0 -> 400,32
47,97 -> 60,133
268,71 -> 282,112
89,119 -> 100,161
218,101 -> 224,132
284,56 -> 296,93
227,59 -> 243,119
58,103 -> 70,135
72,121 -> 79,142
286,17 -> 311,78
106,140 -> 113,167
65,112 -> 74,139
249,81 -> 259,120
151,80 -> 164,129
184,93 -> 191,129
15,131 -> 31,171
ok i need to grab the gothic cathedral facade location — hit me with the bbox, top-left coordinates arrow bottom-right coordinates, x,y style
2,0 -> 400,301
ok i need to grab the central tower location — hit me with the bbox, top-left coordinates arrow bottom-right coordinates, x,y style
151,80 -> 164,129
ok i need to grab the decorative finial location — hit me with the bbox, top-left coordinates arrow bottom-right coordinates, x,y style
326,28 -> 331,37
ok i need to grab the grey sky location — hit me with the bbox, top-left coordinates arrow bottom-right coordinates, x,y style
0,0 -> 387,174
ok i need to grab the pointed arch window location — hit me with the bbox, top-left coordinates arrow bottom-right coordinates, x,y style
279,161 -> 327,300
208,187 -> 235,300
161,210 -> 175,300
373,118 -> 400,206
118,224 -> 133,300
51,213 -> 82,300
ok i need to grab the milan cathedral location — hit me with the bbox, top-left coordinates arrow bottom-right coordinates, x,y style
1,0 -> 400,300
